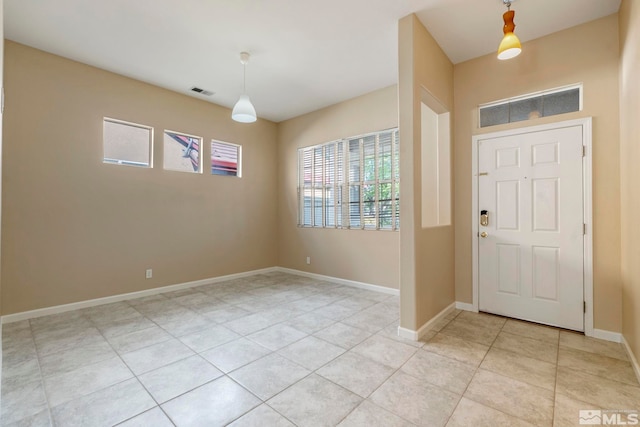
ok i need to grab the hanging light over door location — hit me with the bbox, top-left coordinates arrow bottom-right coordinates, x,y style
497,0 -> 522,60
232,52 -> 257,123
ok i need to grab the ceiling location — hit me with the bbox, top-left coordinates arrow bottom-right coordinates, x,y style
4,0 -> 620,123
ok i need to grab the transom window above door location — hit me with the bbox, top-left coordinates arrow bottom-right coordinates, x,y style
479,84 -> 582,128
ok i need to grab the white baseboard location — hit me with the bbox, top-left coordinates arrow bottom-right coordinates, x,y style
1,267 -> 278,324
397,302 -> 456,341
622,336 -> 640,386
1,266 -> 398,324
275,267 -> 399,296
397,326 -> 418,341
455,302 -> 476,312
590,328 -> 623,343
0,322 -> 3,408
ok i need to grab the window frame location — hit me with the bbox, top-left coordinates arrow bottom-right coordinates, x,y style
297,128 -> 399,231
103,117 -> 154,168
211,140 -> 242,178
478,83 -> 583,128
163,129 -> 203,174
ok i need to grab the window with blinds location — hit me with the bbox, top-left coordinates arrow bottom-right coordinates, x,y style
298,128 -> 399,231
103,118 -> 153,167
211,140 -> 241,177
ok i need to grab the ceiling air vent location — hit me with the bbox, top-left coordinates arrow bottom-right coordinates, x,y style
190,87 -> 214,96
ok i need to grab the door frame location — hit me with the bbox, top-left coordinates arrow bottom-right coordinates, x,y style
471,117 -> 593,336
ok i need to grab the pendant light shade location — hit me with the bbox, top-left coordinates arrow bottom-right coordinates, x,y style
232,52 -> 257,123
497,3 -> 522,60
232,94 -> 257,123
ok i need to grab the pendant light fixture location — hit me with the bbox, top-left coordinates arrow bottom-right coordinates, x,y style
497,0 -> 522,60
232,52 -> 257,123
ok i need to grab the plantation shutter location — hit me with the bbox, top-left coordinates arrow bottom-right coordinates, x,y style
297,128 -> 399,231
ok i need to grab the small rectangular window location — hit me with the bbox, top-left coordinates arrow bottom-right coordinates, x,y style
211,140 -> 241,177
103,118 -> 153,167
163,130 -> 202,173
479,84 -> 582,128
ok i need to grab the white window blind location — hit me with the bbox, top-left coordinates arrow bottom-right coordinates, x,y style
298,128 -> 399,231
103,118 -> 153,167
211,140 -> 241,177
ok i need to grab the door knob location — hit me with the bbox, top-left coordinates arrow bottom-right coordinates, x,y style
480,232 -> 488,238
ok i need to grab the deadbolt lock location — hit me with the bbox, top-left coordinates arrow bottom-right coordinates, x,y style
480,232 -> 488,238
480,210 -> 489,227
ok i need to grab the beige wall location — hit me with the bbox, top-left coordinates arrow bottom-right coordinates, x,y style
276,85 -> 400,289
454,15 -> 622,332
619,0 -> 640,364
398,15 -> 455,331
0,1 -> 4,319
2,11 -> 633,345
2,41 -> 278,314
0,1 -> 4,362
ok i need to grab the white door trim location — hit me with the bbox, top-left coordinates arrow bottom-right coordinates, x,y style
471,117 -> 593,337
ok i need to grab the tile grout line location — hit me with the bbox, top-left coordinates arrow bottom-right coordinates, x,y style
262,332 -> 400,426
428,309 -> 497,427
99,282 -> 287,425
91,299 -> 278,425
89,307 -> 178,427
27,318 -> 56,427
551,330 -> 561,426
222,293 -> 401,425
305,334 -> 404,425
5,276 -> 410,426
7,279 -> 635,426
353,339 -> 425,426
223,293 -> 382,423
119,295 -> 277,425
440,314 -> 544,426
557,333 -> 640,389
327,310 -> 467,426
123,277 -> 378,425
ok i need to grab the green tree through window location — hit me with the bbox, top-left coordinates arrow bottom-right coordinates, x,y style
298,129 -> 399,230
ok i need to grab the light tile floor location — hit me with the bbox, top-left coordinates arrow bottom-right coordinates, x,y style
1,272 -> 639,426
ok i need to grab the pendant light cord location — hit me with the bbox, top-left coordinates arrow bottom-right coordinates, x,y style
243,63 -> 247,93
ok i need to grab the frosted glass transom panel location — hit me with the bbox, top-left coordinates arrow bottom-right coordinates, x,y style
479,85 -> 581,128
543,88 -> 580,117
510,97 -> 542,123
479,103 -> 509,127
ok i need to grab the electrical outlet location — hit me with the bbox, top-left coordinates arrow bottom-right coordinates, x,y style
306,256 -> 311,265
145,269 -> 152,279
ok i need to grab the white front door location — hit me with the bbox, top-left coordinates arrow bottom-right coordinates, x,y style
477,124 -> 584,331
